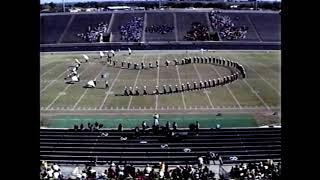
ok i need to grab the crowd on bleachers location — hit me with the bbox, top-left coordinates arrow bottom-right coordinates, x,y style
40,161 -> 220,179
77,22 -> 108,42
145,24 -> 174,34
230,160 -> 281,179
40,161 -> 64,179
209,11 -> 248,40
120,17 -> 144,42
184,22 -> 210,41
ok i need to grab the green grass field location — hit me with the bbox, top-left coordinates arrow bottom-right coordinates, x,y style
40,50 -> 280,127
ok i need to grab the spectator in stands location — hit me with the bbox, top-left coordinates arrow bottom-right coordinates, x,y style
77,22 -> 108,42
120,17 -> 144,42
134,126 -> 140,138
80,123 -> 84,130
145,24 -> 174,34
142,121 -> 147,131
209,11 -> 248,40
184,22 -> 210,41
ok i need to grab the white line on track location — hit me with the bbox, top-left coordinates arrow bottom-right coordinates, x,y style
127,55 -> 146,109
242,79 -> 271,110
99,68 -> 122,110
192,64 -> 215,109
175,65 -> 187,109
45,65 -> 91,110
71,65 -> 106,110
241,61 -> 281,96
210,65 -> 242,109
40,70 -> 68,94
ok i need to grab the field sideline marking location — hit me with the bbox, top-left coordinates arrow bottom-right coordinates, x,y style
192,64 -> 215,109
210,65 -> 242,109
40,70 -> 68,94
127,55 -> 146,109
242,79 -> 271,110
45,65 -> 91,110
175,65 -> 187,109
241,61 -> 280,96
71,65 -> 106,110
155,55 -> 160,110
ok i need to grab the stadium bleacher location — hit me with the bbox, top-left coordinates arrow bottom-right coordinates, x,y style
40,127 -> 281,166
61,13 -> 112,43
40,11 -> 281,44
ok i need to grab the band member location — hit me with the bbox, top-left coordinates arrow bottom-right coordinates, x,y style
168,85 -> 173,93
208,57 -> 212,64
181,59 -> 185,65
155,86 -> 160,95
135,86 -> 140,96
193,57 -> 197,63
181,84 -> 185,91
175,85 -> 179,93
186,82 -> 191,91
141,62 -> 144,69
165,60 -> 169,67
124,86 -> 128,96
121,61 -> 125,68
143,86 -> 148,95
129,87 -> 133,96
149,62 -> 152,69
204,80 -> 208,88
105,81 -> 109,89
197,57 -> 200,63
193,81 -> 198,90
156,60 -> 159,68
134,63 -> 138,70
113,60 -> 116,67
205,57 -> 208,64
127,61 -> 131,69
201,57 -> 204,63
212,57 -> 216,64
174,59 -> 178,66
128,48 -> 132,55
212,79 -> 216,87
163,85 -> 167,94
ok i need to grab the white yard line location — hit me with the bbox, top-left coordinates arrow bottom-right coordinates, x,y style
175,66 -> 187,109
155,56 -> 160,110
45,65 -> 91,110
40,63 -> 62,78
71,66 -> 106,110
241,61 -> 281,96
127,55 -> 146,109
242,79 -> 271,110
142,12 -> 147,42
173,13 -> 179,41
210,65 -> 242,109
99,68 -> 122,110
192,64 -> 215,109
40,70 -> 68,94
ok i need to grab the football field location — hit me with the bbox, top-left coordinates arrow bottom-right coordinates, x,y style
40,50 -> 280,115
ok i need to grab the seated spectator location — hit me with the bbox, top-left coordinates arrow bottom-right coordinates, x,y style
184,22 -> 210,41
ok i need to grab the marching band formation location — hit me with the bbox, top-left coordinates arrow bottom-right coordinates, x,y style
63,48 -> 246,96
